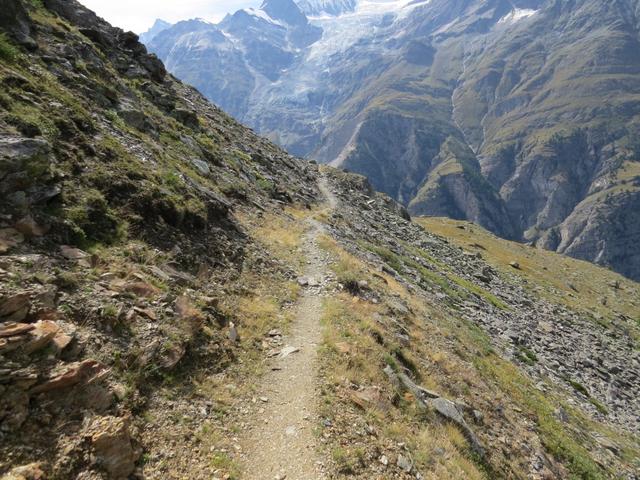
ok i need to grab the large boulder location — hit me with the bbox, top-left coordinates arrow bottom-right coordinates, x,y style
1,462 -> 45,480
0,0 -> 36,49
43,0 -> 166,82
0,137 -> 58,214
86,416 -> 139,479
43,0 -> 104,30
137,53 -> 166,82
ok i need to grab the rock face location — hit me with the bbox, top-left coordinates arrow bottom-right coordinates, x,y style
0,137 -> 56,215
147,0 -> 640,280
148,2 -> 321,122
0,0 -> 36,48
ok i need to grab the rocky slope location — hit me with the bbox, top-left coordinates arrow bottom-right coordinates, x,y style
316,168 -> 640,479
146,0 -> 640,281
0,1 -> 639,479
0,0 -> 317,477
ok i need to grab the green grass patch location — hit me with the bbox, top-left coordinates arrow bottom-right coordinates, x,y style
450,274 -> 510,310
357,240 -> 509,309
516,347 -> 538,366
588,398 -> 609,416
209,452 -> 240,479
356,240 -> 404,273
6,104 -> 59,139
408,243 -> 509,310
0,33 -> 19,62
568,380 -> 590,397
256,176 -> 275,193
332,446 -> 358,474
64,188 -> 126,246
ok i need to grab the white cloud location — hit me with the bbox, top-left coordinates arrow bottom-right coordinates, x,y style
78,0 -> 261,33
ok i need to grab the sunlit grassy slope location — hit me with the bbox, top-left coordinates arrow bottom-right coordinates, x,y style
416,217 -> 640,326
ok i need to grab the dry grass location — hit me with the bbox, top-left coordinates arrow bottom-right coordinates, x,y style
225,205 -> 314,345
241,206 -> 310,268
321,295 -> 386,386
414,424 -> 486,480
319,292 -> 489,479
143,206 -> 314,479
317,239 -> 490,478
236,290 -> 282,337
316,230 -> 640,478
215,268 -> 300,356
156,206 -> 313,478
417,217 -> 640,327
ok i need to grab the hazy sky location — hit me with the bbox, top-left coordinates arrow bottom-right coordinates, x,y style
79,0 -> 260,33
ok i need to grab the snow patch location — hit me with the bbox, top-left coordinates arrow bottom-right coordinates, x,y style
297,0 -> 357,17
306,0 -> 430,62
434,18 -> 458,35
498,8 -> 537,25
242,7 -> 285,27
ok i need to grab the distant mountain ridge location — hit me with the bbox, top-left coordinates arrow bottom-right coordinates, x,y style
145,0 -> 640,280
139,18 -> 172,44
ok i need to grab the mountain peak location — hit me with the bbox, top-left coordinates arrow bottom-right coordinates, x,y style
139,18 -> 172,44
151,18 -> 171,29
261,0 -> 309,25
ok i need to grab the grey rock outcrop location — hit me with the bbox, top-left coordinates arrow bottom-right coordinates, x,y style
0,137 -> 57,214
0,0 -> 36,48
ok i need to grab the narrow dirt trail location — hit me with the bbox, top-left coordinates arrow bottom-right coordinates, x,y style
239,175 -> 337,480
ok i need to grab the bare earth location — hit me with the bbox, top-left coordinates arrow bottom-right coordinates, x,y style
239,177 -> 337,479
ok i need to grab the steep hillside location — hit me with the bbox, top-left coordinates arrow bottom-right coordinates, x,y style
315,169 -> 640,479
0,0 -> 319,477
146,0 -> 640,281
0,1 -> 639,480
